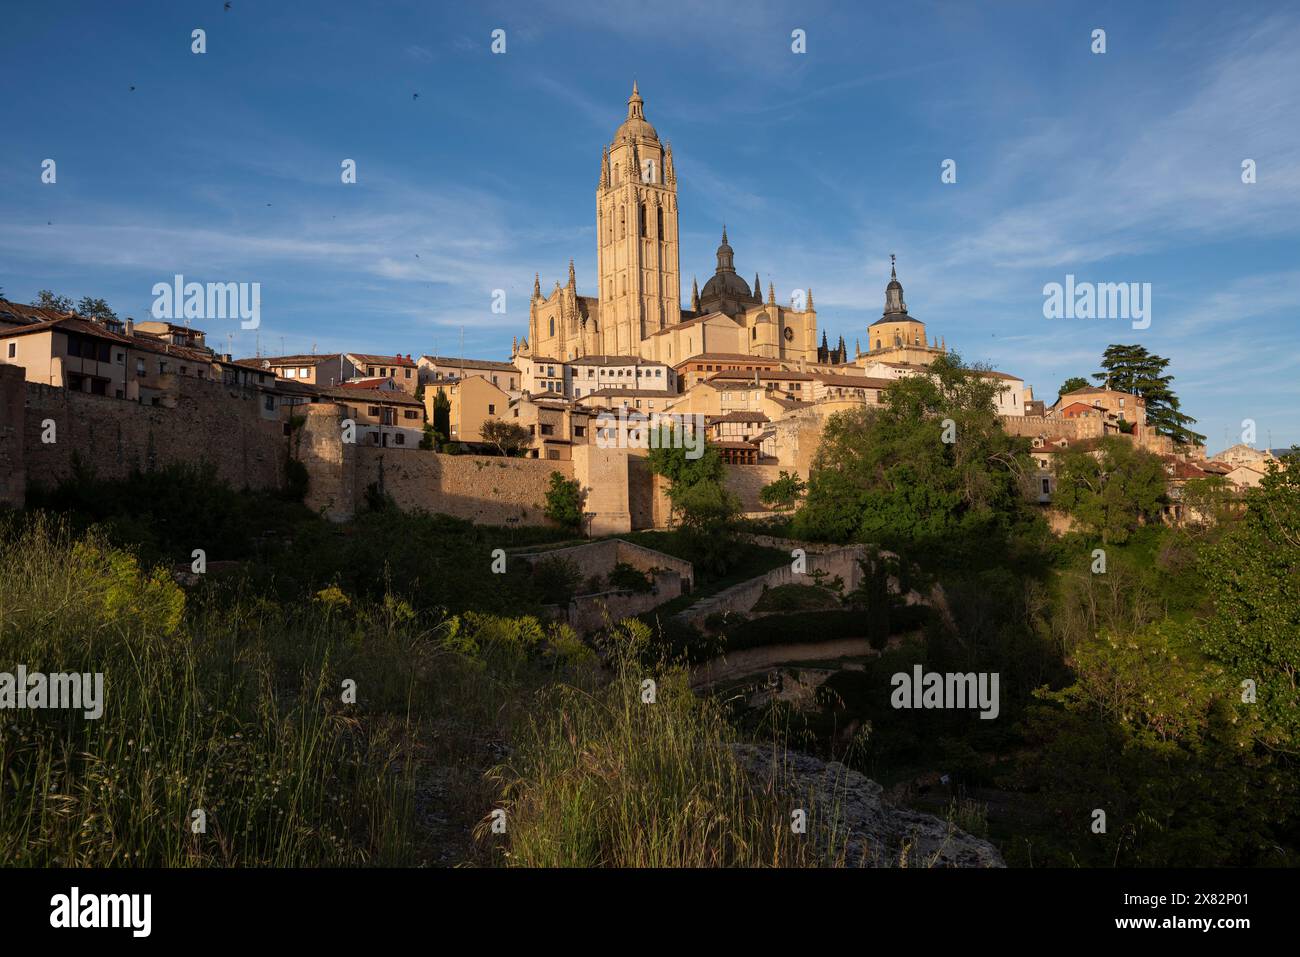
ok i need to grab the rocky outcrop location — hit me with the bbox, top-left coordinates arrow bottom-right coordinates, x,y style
730,744 -> 1005,868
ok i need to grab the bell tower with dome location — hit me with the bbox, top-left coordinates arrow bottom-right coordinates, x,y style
855,255 -> 947,366
596,82 -> 680,355
518,84 -> 818,369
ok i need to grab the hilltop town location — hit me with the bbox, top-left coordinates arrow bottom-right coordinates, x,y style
1,87 -> 1284,528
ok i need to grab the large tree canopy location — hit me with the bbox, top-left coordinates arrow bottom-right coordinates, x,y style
1093,344 -> 1205,446
1051,436 -> 1167,543
793,353 -> 1033,560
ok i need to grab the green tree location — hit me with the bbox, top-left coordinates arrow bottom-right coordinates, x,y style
32,290 -> 73,312
1058,376 -> 1090,396
647,426 -> 741,575
1093,344 -> 1205,446
76,297 -> 117,321
759,470 -> 806,510
1051,437 -> 1167,543
793,352 -> 1032,560
543,471 -> 583,530
480,419 -> 530,457
1197,457 -> 1300,748
431,391 -> 451,445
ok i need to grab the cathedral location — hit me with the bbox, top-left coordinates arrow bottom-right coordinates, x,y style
516,84 -> 819,367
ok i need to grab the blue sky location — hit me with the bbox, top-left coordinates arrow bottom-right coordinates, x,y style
2,0 -> 1297,452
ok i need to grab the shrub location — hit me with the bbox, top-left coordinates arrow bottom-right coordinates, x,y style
607,562 -> 652,593
542,472 -> 583,529
284,457 -> 309,502
530,556 -> 582,605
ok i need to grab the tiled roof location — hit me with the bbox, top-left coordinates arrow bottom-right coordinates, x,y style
0,315 -> 131,343
708,369 -> 814,382
815,373 -> 894,389
579,387 -> 675,398
420,355 -> 518,372
707,411 -> 770,424
0,300 -> 78,325
347,352 -> 417,367
253,353 -> 343,367
675,352 -> 779,366
320,386 -> 422,406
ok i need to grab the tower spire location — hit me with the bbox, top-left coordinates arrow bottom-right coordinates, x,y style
533,273 -> 541,299
690,276 -> 700,312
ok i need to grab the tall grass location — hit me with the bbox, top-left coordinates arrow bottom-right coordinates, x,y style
0,516 -> 425,866
484,620 -> 849,867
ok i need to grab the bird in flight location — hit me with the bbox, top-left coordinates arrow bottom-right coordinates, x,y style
224,2 -> 232,10
412,92 -> 420,100
129,85 -> 136,92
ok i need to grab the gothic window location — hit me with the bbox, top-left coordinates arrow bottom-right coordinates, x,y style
549,317 -> 555,336
875,340 -> 881,350
613,163 -> 620,185
639,204 -> 646,237
620,206 -> 625,236
643,159 -> 655,183
657,206 -> 664,240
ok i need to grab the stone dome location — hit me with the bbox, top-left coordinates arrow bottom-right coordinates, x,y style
615,82 -> 659,144
700,227 -> 754,303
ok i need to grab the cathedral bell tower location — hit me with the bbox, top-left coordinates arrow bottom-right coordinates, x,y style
596,82 -> 681,356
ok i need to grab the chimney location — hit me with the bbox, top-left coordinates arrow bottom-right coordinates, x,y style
125,318 -> 134,336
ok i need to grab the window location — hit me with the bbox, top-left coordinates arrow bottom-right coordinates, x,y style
396,434 -> 405,445
540,424 -> 554,436
404,368 -> 411,378
639,204 -> 646,237
367,367 -> 375,376
657,206 -> 664,239
587,369 -> 595,377
1041,478 -> 1051,495
488,404 -> 496,415
115,351 -> 124,364
574,425 -> 585,437
549,318 -> 555,335
6,343 -> 13,358
180,366 -> 188,376
368,406 -> 380,416
286,368 -> 297,378
264,395 -> 275,411
404,410 -> 419,420
159,361 -> 169,374
656,369 -> 662,377
136,358 -> 145,374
